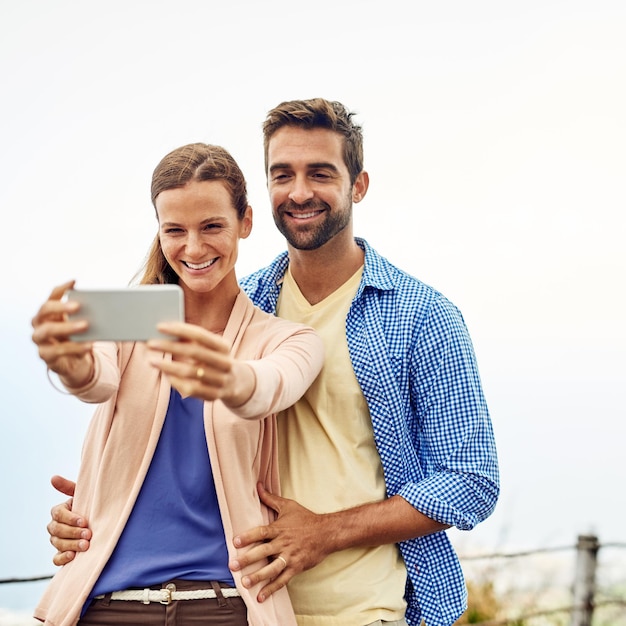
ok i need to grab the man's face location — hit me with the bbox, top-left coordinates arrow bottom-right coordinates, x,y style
267,126 -> 355,251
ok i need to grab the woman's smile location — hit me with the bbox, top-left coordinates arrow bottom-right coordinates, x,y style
183,258 -> 218,271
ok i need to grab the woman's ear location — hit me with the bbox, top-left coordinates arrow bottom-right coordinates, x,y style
240,205 -> 253,239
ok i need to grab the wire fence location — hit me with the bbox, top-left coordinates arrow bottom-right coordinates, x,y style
454,535 -> 626,625
2,535 -> 626,625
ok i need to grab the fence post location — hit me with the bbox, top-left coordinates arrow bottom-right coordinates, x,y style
569,534 -> 599,626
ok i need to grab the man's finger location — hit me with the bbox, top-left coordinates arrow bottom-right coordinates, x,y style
238,557 -> 289,590
51,475 -> 76,498
52,551 -> 77,567
257,482 -> 287,513
232,523 -> 273,550
49,501 -> 87,530
256,573 -> 292,603
47,518 -> 91,542
229,536 -> 279,574
50,535 -> 90,553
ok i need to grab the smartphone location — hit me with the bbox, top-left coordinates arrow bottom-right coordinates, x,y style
66,285 -> 185,341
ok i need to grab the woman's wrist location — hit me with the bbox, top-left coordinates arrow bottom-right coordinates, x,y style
222,362 -> 257,408
59,353 -> 96,390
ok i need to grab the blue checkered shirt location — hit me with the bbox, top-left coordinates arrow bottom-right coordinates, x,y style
240,238 -> 500,626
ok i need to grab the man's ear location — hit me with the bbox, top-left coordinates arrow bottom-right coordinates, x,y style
352,171 -> 370,203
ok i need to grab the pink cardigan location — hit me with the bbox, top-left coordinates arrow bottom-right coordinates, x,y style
35,290 -> 324,626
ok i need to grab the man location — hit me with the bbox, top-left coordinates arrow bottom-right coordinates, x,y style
47,98 -> 499,626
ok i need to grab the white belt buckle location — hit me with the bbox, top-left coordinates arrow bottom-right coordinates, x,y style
160,583 -> 175,605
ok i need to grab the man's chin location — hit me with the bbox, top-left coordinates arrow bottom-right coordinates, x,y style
284,234 -> 326,251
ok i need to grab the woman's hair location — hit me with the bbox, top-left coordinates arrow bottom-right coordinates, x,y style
138,143 -> 248,285
262,98 -> 364,185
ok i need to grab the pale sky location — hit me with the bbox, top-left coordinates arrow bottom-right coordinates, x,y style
1,0 -> 625,616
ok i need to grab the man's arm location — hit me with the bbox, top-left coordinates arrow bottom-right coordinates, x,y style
48,475 -> 91,566
229,482 -> 449,602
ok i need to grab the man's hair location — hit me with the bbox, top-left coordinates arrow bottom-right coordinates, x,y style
139,143 -> 248,285
262,98 -> 364,184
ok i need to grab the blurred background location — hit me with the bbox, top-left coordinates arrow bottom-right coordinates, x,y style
1,0 -> 624,622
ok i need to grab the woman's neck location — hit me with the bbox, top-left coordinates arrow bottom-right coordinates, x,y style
182,280 -> 239,332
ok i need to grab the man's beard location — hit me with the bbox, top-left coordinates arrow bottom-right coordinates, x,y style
273,200 -> 351,251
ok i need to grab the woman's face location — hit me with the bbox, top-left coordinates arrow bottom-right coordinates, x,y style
155,180 -> 252,297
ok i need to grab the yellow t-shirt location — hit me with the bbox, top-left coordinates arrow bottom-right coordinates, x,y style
277,266 -> 407,626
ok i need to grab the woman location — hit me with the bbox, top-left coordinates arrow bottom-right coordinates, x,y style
31,144 -> 324,626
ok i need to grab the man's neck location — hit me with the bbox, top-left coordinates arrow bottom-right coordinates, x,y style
287,236 -> 364,306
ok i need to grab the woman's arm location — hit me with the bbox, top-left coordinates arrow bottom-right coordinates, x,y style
147,320 -> 324,417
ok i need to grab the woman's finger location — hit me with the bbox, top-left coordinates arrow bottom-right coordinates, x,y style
154,322 -> 229,351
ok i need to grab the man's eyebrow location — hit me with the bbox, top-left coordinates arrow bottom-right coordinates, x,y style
309,162 -> 340,172
268,162 -> 290,173
269,162 -> 340,173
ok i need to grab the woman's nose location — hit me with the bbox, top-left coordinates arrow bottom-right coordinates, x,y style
185,232 -> 204,254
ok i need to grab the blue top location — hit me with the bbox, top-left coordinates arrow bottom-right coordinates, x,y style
87,389 -> 233,609
240,238 -> 500,626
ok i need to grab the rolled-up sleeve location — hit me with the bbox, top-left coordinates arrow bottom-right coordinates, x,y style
402,297 -> 499,529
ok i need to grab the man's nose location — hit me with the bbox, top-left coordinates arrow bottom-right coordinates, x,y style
288,176 -> 314,205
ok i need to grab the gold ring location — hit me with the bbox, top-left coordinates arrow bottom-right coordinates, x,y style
196,367 -> 205,379
277,555 -> 287,569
